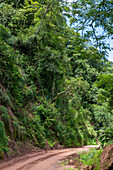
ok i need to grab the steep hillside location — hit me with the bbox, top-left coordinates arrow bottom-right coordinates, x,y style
0,0 -> 113,159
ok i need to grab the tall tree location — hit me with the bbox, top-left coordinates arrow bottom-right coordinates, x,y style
70,0 -> 113,51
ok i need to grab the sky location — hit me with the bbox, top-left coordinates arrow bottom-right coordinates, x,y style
108,45 -> 113,62
109,53 -> 113,62
67,0 -> 113,62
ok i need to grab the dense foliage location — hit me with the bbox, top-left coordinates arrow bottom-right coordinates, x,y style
0,0 -> 113,156
80,148 -> 103,169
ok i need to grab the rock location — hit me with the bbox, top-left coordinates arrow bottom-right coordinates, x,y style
100,144 -> 113,170
70,159 -> 73,163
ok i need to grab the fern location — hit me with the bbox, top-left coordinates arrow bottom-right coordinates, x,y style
0,89 -> 11,106
0,106 -> 8,114
12,121 -> 20,140
0,121 -> 8,147
1,113 -> 11,136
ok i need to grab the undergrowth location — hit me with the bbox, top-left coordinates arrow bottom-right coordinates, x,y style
79,148 -> 103,170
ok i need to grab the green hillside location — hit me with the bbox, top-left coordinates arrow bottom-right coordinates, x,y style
0,0 -> 113,158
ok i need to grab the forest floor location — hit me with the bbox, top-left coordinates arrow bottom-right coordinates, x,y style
0,145 -> 100,170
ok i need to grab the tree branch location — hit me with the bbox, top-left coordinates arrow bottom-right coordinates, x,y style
50,83 -> 74,102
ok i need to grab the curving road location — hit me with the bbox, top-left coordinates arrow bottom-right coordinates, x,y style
0,145 -> 99,170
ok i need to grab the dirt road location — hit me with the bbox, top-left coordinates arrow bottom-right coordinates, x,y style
0,145 -> 99,170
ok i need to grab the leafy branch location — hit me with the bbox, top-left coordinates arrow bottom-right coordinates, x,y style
50,83 -> 74,102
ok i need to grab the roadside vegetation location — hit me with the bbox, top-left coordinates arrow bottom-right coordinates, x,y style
0,0 -> 113,161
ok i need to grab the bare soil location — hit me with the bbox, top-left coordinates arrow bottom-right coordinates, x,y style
0,145 -> 100,170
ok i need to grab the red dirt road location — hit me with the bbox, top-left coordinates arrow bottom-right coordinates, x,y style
0,145 -> 99,170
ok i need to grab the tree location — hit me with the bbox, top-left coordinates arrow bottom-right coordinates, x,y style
70,0 -> 113,51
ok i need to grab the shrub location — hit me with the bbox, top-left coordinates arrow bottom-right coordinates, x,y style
12,121 -> 20,140
0,106 -> 8,114
25,114 -> 45,148
0,148 -> 4,159
99,128 -> 113,147
0,90 -> 11,106
1,113 -> 11,136
80,148 -> 103,170
19,126 -> 27,141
